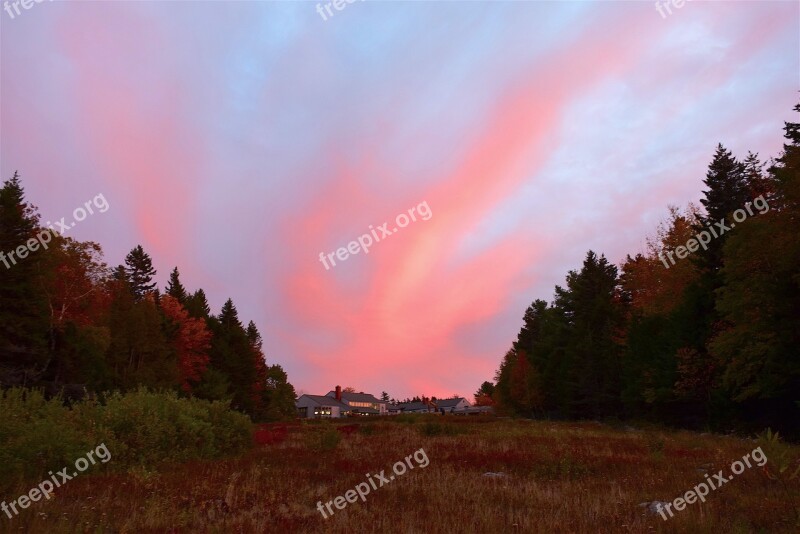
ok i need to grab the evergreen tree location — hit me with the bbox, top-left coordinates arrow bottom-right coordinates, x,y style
246,320 -> 262,349
493,348 -> 518,413
208,299 -> 258,414
124,245 -> 157,301
710,104 -> 800,411
742,152 -> 776,203
106,276 -> 173,390
219,298 -> 242,330
185,289 -> 211,319
0,172 -> 48,386
700,144 -> 749,223
555,252 -> 624,417
165,267 -> 187,304
696,145 -> 748,272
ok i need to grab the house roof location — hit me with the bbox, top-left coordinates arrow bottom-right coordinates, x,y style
299,394 -> 350,410
326,391 -> 384,404
397,402 -> 433,411
437,398 -> 470,408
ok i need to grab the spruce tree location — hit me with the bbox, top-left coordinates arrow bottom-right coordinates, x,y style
554,251 -> 623,417
165,267 -> 187,304
700,144 -> 749,224
0,172 -> 48,385
124,245 -> 157,301
696,145 -> 748,272
210,299 -> 257,414
185,289 -> 211,319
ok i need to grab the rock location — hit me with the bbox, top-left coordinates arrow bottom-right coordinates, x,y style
483,472 -> 506,478
639,501 -> 669,515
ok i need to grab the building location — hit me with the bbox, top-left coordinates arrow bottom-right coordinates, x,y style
392,397 -> 473,414
436,397 -> 471,413
326,386 -> 388,416
395,401 -> 437,413
296,385 -> 388,418
296,394 -> 351,419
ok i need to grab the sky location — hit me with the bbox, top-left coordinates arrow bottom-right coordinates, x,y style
1,0 -> 798,400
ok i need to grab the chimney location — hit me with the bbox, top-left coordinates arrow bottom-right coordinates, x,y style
335,385 -> 342,401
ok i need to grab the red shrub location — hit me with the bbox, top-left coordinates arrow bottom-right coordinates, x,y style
254,424 -> 289,446
337,424 -> 360,436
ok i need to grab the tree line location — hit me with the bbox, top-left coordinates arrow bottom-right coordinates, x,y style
0,177 -> 296,421
492,103 -> 800,437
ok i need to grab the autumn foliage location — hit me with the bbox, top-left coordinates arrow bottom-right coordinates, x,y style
161,295 -> 211,393
492,104 -> 800,438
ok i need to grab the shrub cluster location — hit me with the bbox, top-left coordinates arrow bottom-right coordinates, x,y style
0,388 -> 252,492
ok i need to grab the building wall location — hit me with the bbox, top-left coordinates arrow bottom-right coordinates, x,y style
296,396 -> 343,418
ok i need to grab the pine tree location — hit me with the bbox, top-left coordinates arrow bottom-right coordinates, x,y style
208,299 -> 258,414
696,145 -> 748,272
185,289 -> 211,319
0,172 -> 48,386
246,320 -> 262,349
700,144 -> 748,223
124,245 -> 157,301
106,273 -> 173,390
742,152 -> 775,202
165,267 -> 187,304
219,298 -> 242,330
711,103 -> 800,405
554,251 -> 623,417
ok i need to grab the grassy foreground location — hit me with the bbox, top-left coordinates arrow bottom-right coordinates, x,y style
2,417 -> 798,533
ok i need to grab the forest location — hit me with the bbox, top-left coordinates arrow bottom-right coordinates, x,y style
0,179 -> 296,421
493,104 -> 800,438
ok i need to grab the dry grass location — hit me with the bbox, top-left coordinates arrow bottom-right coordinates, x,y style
2,417 -> 798,533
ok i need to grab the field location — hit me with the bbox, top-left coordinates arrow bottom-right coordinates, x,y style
2,417 -> 798,534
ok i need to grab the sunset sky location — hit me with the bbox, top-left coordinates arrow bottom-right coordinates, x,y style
1,0 -> 797,399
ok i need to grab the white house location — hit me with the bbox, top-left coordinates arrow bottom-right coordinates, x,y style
296,394 -> 351,419
296,386 -> 388,418
326,386 -> 388,416
395,401 -> 436,414
393,398 -> 472,414
436,397 -> 471,413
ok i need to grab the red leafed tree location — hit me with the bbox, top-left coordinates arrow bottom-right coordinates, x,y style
161,295 -> 211,393
38,238 -> 109,342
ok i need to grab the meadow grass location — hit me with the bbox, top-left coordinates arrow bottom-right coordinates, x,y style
2,416 -> 798,533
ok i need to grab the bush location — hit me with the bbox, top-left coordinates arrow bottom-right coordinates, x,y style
0,387 -> 253,492
0,389 -> 92,492
305,426 -> 341,452
87,389 -> 252,466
